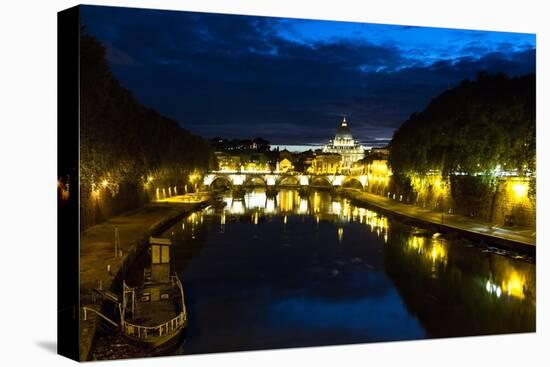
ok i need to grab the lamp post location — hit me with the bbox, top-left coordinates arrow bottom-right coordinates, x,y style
114,226 -> 120,258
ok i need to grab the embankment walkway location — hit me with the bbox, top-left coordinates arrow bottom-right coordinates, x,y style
79,196 -> 211,361
345,190 -> 536,249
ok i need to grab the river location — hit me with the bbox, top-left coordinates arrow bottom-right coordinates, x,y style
159,188 -> 535,354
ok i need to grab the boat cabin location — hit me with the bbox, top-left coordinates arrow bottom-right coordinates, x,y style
150,236 -> 172,284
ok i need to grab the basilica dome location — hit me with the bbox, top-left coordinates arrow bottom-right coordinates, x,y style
335,117 -> 353,140
322,117 -> 365,173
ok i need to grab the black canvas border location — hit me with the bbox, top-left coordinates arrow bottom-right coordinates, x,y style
57,5 -> 80,361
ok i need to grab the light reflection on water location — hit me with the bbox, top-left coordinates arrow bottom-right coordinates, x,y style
165,188 -> 535,355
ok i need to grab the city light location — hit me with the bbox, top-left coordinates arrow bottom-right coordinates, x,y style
502,270 -> 526,299
512,181 -> 529,199
486,280 -> 502,298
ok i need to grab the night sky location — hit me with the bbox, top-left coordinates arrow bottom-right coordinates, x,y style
80,5 -> 535,148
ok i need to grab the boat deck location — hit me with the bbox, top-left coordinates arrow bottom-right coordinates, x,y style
131,282 -> 180,327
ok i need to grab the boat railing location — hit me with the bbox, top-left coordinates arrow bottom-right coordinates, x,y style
122,274 -> 187,339
122,311 -> 186,339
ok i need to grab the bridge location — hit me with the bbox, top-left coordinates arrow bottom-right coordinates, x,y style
203,170 -> 370,190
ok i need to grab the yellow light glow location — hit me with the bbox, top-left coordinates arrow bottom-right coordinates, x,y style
298,198 -> 308,214
279,190 -> 297,212
313,192 -> 321,213
501,271 -> 526,299
101,179 -> 109,188
231,200 -> 245,215
266,198 -> 275,213
337,227 -> 344,243
512,182 -> 528,199
331,201 -> 341,215
408,235 -> 426,252
429,240 -> 447,263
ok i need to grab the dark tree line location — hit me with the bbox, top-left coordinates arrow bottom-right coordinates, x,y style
389,73 -> 535,177
80,29 -> 213,193
78,29 -> 213,228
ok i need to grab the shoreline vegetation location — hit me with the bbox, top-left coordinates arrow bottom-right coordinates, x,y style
77,29 -> 214,231
387,73 -> 535,229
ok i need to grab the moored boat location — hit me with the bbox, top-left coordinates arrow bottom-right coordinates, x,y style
120,237 -> 187,351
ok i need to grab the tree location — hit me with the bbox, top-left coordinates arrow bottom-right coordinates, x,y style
389,73 -> 535,177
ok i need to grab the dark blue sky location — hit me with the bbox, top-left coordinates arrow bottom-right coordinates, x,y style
80,5 -> 535,146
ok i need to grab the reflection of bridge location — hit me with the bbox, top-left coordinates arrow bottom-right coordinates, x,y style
203,171 -> 369,190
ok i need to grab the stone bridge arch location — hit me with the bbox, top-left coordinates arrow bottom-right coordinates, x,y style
277,175 -> 300,187
243,175 -> 267,187
342,176 -> 366,190
310,176 -> 333,188
207,175 -> 233,189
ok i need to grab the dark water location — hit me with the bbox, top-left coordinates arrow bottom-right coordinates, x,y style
158,188 -> 535,355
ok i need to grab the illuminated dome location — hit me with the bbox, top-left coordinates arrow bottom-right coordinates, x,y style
322,117 -> 365,173
335,117 -> 353,140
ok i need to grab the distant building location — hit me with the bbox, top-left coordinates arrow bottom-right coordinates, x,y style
242,153 -> 270,172
210,137 -> 270,153
294,150 -> 315,172
308,153 -> 341,175
278,158 -> 294,173
215,151 -> 270,172
215,152 -> 241,171
322,117 -> 365,173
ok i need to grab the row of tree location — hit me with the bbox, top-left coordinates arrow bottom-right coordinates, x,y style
79,30 -> 213,226
389,73 -> 535,177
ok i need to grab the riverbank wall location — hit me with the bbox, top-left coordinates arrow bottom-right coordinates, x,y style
342,190 -> 535,255
381,174 -> 536,229
77,180 -> 204,231
79,197 -> 212,361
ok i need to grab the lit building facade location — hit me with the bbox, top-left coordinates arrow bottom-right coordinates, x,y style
215,152 -> 241,171
308,153 -> 341,174
322,117 -> 365,173
278,158 -> 294,173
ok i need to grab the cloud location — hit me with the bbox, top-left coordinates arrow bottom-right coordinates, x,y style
80,5 -> 536,144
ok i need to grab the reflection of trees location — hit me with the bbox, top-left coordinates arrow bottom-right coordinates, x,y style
384,231 -> 535,337
169,213 -> 210,272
